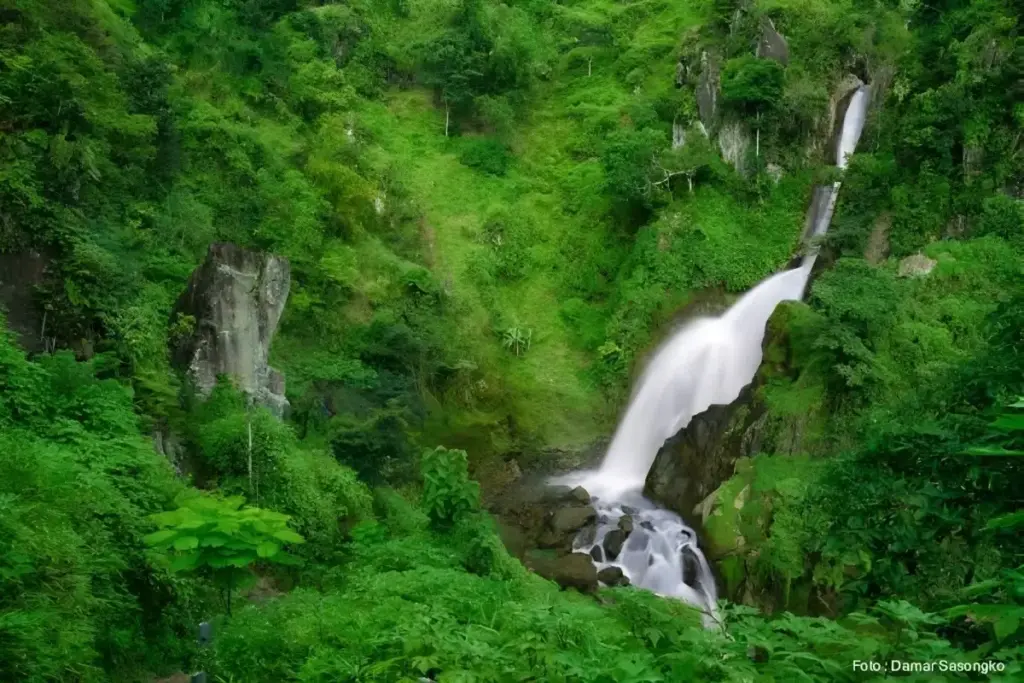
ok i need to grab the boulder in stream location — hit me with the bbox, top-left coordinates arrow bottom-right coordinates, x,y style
603,529 -> 627,560
527,551 -> 598,593
597,566 -> 630,587
550,506 -> 597,534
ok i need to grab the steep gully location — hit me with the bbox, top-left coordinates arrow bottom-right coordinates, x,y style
552,87 -> 871,619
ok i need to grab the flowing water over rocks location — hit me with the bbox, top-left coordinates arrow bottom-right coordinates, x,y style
549,86 -> 871,621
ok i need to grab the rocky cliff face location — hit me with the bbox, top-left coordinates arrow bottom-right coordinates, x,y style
170,243 -> 291,417
0,250 -> 50,353
643,304 -> 821,521
643,383 -> 762,518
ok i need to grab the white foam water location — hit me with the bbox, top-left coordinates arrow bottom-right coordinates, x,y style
550,87 -> 871,621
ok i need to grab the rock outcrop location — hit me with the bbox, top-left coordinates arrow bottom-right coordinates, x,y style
491,481 -> 610,591
597,566 -> 630,587
696,50 -> 721,132
171,243 -> 291,417
644,304 -> 825,519
756,18 -> 789,65
718,120 -> 753,174
0,250 -> 51,353
644,383 -> 762,518
898,253 -> 938,278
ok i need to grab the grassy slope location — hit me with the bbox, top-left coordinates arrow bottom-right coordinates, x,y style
347,0 -> 728,452
358,90 -> 608,451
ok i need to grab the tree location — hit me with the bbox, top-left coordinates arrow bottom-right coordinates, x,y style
721,56 -> 785,112
145,493 -> 305,615
721,55 -> 785,157
654,126 -> 719,194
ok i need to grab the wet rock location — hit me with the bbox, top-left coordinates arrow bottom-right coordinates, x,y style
528,551 -> 598,593
640,520 -> 656,532
681,546 -> 702,588
644,382 -> 763,519
621,505 -> 637,516
550,506 -> 597,534
171,243 -> 291,418
756,18 -> 789,65
537,528 -> 567,549
569,486 -> 591,505
590,545 -> 604,562
603,529 -> 627,560
618,515 -> 634,534
898,253 -> 937,278
540,485 -> 573,503
575,524 -> 597,547
153,428 -> 188,476
597,566 -> 629,587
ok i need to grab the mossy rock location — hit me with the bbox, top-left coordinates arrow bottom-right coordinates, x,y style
701,454 -> 827,613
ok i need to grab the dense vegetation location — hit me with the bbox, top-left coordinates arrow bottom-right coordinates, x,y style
0,0 -> 1021,680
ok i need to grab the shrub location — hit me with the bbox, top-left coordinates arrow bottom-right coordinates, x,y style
420,446 -> 480,528
721,55 -> 785,113
457,137 -> 513,175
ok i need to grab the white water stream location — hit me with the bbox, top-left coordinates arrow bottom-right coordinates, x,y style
552,87 -> 870,619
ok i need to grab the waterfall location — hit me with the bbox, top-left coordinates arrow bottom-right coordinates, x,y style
551,86 -> 871,620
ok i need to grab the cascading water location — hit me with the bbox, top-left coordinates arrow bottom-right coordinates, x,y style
552,86 -> 871,620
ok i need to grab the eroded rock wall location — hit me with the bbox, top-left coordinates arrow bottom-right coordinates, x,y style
171,243 -> 291,417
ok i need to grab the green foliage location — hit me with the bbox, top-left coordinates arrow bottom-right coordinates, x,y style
600,127 -> 663,223
146,493 -> 305,615
191,383 -> 374,560
501,324 -> 532,356
720,56 -> 785,113
457,136 -> 512,175
420,446 -> 480,528
1,0 -> 1022,679
207,493 -> 1016,683
0,323 -> 196,681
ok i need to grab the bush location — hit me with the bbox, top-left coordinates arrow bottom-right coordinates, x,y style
192,383 -> 373,561
420,446 -> 480,528
0,326 -> 196,680
721,55 -> 785,113
457,137 -> 513,175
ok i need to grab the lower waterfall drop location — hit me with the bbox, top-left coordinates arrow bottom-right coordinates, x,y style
551,85 -> 871,622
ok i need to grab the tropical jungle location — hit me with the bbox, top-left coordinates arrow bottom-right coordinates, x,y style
0,0 -> 1021,680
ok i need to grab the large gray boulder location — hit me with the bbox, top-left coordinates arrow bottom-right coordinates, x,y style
171,243 -> 291,417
